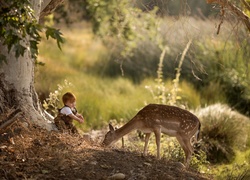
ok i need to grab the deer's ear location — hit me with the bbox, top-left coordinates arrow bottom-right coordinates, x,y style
109,123 -> 115,132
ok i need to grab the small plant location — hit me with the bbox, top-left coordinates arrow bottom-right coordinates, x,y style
145,46 -> 169,104
169,40 -> 192,106
190,150 -> 210,172
162,138 -> 185,162
43,80 -> 73,117
138,135 -> 209,171
145,40 -> 192,107
160,137 -> 209,171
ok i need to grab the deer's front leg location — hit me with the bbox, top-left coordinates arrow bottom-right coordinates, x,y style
143,133 -> 151,156
154,128 -> 161,159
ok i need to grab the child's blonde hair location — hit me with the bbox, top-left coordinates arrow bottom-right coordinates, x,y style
62,92 -> 76,104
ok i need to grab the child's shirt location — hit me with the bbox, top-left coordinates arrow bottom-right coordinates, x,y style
60,106 -> 73,116
60,106 -> 77,116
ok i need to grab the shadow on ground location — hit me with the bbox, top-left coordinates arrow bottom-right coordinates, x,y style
0,122 -> 210,180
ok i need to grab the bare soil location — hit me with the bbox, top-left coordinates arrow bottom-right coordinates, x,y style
0,122 -> 211,180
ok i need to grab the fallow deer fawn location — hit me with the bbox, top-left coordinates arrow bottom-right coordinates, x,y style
102,104 -> 201,168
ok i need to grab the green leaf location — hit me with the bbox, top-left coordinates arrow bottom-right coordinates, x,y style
45,27 -> 53,39
45,27 -> 64,50
30,40 -> 39,59
54,30 -> 64,50
0,0 -> 64,61
0,54 -> 7,64
14,44 -> 26,58
35,60 -> 45,66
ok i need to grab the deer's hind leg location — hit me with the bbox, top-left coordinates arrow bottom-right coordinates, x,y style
176,134 -> 193,168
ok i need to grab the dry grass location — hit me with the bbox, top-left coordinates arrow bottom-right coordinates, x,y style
0,120 -> 210,179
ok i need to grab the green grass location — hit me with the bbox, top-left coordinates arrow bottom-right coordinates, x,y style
212,150 -> 250,180
36,20 -> 250,177
37,29 -> 155,130
36,22 -> 206,130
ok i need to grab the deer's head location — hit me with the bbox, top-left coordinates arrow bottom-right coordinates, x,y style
102,123 -> 116,147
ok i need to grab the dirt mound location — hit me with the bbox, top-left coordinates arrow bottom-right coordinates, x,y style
0,122 -> 210,180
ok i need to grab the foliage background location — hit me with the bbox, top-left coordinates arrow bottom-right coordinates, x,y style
36,0 -> 250,178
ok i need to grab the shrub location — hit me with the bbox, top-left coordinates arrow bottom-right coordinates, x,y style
221,68 -> 250,117
195,104 -> 249,164
193,39 -> 250,116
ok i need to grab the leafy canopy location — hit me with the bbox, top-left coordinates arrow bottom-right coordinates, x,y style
0,0 -> 64,64
86,0 -> 161,57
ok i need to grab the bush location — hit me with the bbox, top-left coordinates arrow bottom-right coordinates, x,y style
193,39 -> 250,116
221,68 -> 250,117
195,104 -> 249,164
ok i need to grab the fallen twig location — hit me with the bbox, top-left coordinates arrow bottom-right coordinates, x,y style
0,109 -> 22,133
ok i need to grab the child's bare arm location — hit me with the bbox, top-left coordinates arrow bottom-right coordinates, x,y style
68,114 -> 84,123
76,113 -> 84,119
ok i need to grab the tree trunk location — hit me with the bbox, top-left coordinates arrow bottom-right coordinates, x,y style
0,0 -> 62,130
0,41 -> 54,130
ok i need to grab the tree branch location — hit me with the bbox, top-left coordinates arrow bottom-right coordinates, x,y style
241,0 -> 250,11
207,0 -> 250,31
40,0 -> 64,20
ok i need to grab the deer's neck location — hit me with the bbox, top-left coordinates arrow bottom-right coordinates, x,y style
114,118 -> 139,141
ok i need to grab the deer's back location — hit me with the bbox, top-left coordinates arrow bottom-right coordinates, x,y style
134,104 -> 200,132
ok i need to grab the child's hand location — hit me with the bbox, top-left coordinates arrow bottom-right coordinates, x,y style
79,117 -> 84,123
77,113 -> 84,119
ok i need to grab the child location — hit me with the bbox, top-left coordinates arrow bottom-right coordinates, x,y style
54,92 -> 84,134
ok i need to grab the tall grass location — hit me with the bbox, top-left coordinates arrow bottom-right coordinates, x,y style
37,21 -> 205,130
73,77 -> 154,130
38,74 -> 154,130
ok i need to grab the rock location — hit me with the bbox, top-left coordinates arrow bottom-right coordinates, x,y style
136,174 -> 147,180
175,162 -> 185,169
143,162 -> 151,166
22,122 -> 29,128
90,161 -> 98,165
108,173 -> 126,180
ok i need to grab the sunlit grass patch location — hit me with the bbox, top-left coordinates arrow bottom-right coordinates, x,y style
41,76 -> 154,131
38,26 -> 107,71
178,80 -> 201,109
74,77 -> 153,130
209,149 -> 250,178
